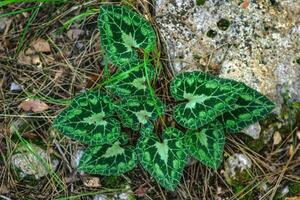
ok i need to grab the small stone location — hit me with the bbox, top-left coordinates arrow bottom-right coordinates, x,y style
273,131 -> 282,145
296,131 -> 300,140
11,145 -> 59,179
10,117 -> 31,134
224,153 -> 252,185
93,194 -> 108,200
288,145 -> 295,157
280,186 -> 289,197
31,55 -> 41,65
82,176 -> 101,188
71,148 -> 85,174
10,82 -> 22,92
241,122 -> 261,140
0,17 -> 11,32
75,42 -> 84,50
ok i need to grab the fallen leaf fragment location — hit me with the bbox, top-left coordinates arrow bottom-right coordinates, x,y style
18,99 -> 49,112
134,185 -> 148,197
241,0 -> 249,9
67,29 -> 85,41
273,131 -> 282,145
17,52 -> 32,65
31,38 -> 51,53
286,197 -> 300,200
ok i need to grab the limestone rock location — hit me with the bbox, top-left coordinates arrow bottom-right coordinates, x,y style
11,145 -> 59,179
155,0 -> 300,106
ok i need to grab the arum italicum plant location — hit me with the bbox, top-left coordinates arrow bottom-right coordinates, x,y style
53,5 -> 275,190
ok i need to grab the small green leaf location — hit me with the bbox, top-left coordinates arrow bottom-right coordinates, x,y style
105,61 -> 155,97
99,5 -> 156,66
53,90 -> 121,145
117,96 -> 165,131
79,136 -> 138,176
185,122 -> 225,169
218,83 -> 275,133
137,127 -> 187,190
170,71 -> 243,129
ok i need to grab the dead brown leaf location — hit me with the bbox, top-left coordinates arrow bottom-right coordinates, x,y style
241,0 -> 249,9
67,29 -> 85,41
134,184 -> 149,197
286,197 -> 300,200
18,99 -> 49,113
31,38 -> 51,53
17,52 -> 32,65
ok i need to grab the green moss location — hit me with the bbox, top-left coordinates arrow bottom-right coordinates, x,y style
196,0 -> 206,6
270,0 -> 278,6
287,182 -> 300,197
296,58 -> 300,65
102,176 -> 125,188
240,133 -> 266,152
217,18 -> 230,31
233,185 -> 254,200
206,29 -> 218,38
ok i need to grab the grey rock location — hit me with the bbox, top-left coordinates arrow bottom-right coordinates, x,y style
10,82 -> 22,92
224,153 -> 252,185
11,145 -> 59,179
155,0 -> 300,106
241,122 -> 261,140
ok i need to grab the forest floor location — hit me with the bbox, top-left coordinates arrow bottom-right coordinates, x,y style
0,1 -> 300,200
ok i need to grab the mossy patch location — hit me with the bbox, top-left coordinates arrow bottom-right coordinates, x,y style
196,0 -> 206,6
217,18 -> 230,31
240,133 -> 266,152
206,29 -> 218,38
296,58 -> 300,65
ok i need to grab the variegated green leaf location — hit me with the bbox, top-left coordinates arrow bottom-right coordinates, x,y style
79,136 -> 138,176
185,122 -> 225,169
137,127 -> 187,190
170,71 -> 243,129
218,83 -> 275,133
99,5 -> 156,67
117,96 -> 165,131
105,61 -> 155,97
53,90 -> 121,145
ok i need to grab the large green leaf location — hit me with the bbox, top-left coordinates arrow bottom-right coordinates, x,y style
170,71 -> 243,129
218,83 -> 275,133
117,96 -> 165,131
137,127 -> 187,190
185,122 -> 225,169
99,5 -> 156,67
79,135 -> 138,176
105,61 -> 155,97
53,90 -> 121,145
